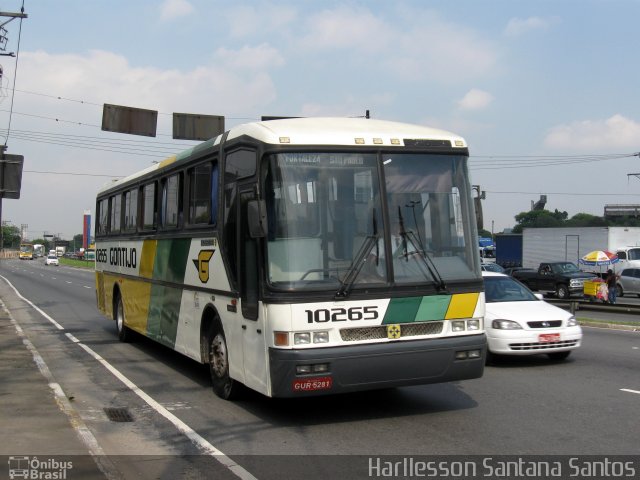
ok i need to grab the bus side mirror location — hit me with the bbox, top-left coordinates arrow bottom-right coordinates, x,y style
247,199 -> 267,238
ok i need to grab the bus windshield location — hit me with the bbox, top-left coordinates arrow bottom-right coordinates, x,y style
265,152 -> 479,291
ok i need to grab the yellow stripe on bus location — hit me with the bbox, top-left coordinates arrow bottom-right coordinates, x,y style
139,240 -> 158,279
158,155 -> 177,168
445,292 -> 480,319
121,277 -> 152,334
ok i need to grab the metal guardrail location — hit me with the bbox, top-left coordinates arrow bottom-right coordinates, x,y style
546,297 -> 640,315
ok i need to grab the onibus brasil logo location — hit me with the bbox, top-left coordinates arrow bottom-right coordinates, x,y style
8,456 -> 73,479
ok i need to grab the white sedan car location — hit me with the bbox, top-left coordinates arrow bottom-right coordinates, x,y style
45,254 -> 59,266
483,271 -> 582,361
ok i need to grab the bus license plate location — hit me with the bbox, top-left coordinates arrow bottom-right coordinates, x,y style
292,377 -> 333,392
539,333 -> 560,343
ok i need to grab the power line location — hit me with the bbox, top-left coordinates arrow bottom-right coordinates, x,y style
469,152 -> 637,170
7,87 -> 257,120
2,129 -> 189,156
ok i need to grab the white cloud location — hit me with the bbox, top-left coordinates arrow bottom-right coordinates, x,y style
504,16 -> 559,37
224,5 -> 297,39
299,6 -> 391,52
5,49 -> 281,237
159,0 -> 194,21
544,114 -> 640,150
214,44 -> 285,70
457,89 -> 494,110
19,49 -> 276,116
297,7 -> 498,83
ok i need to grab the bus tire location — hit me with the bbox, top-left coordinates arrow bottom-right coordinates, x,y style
114,291 -> 131,342
208,326 -> 240,400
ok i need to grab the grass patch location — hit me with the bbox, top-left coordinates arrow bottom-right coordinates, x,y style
59,257 -> 95,269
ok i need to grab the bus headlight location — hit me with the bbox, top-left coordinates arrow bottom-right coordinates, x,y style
293,331 -> 330,345
451,320 -> 466,332
313,331 -> 329,343
294,332 -> 311,345
467,319 -> 481,330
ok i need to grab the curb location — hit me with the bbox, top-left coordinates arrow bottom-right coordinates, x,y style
578,320 -> 640,332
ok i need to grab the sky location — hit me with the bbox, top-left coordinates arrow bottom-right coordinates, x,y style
1,0 -> 639,241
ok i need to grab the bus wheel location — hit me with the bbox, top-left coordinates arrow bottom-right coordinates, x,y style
114,292 -> 131,342
208,328 -> 240,400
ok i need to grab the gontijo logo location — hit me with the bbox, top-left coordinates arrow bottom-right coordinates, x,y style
193,249 -> 215,283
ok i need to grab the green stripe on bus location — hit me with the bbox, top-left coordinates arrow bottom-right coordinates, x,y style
145,238 -> 191,347
147,283 -> 183,348
382,295 -> 452,324
153,238 -> 191,283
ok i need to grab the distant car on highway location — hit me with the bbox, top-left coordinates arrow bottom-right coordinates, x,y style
483,271 -> 582,361
481,262 -> 505,273
45,254 -> 59,266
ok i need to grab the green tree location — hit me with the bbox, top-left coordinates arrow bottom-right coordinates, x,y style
2,224 -> 21,249
72,233 -> 84,251
31,238 -> 51,252
564,213 -> 608,227
512,209 -> 568,233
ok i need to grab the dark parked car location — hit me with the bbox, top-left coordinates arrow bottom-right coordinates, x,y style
503,266 -> 530,276
511,262 -> 596,299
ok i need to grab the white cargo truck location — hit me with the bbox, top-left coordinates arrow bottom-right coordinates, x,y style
522,226 -> 640,274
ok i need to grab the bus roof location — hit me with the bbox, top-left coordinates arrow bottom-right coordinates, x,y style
226,117 -> 466,147
98,117 -> 467,195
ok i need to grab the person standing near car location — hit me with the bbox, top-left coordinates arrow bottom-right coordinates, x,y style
606,269 -> 619,304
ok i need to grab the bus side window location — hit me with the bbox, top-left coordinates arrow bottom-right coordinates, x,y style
110,194 -> 122,234
161,173 -> 183,229
141,182 -> 157,230
97,198 -> 109,235
123,189 -> 138,232
188,163 -> 211,224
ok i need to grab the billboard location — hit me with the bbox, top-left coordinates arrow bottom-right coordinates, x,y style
0,154 -> 24,199
83,211 -> 91,250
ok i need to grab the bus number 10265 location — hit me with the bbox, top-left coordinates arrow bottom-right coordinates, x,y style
306,306 -> 379,323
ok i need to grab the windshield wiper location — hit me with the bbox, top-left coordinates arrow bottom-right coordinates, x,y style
398,205 -> 449,294
335,210 -> 379,299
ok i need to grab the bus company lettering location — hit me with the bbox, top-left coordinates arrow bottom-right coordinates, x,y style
96,247 -> 137,268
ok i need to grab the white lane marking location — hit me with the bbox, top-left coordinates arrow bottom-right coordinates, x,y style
0,275 -> 64,330
66,281 -> 73,284
1,301 -> 120,480
83,286 -> 92,289
1,275 -> 257,480
75,341 -> 257,479
621,389 -> 640,395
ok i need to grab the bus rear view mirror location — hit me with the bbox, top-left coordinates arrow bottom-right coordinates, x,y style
247,199 -> 267,238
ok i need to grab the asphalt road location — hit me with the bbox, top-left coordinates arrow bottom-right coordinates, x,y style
1,258 -> 639,479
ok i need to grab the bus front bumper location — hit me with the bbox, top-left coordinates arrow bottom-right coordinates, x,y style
268,334 -> 486,398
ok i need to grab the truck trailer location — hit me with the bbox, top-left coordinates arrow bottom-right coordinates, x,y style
522,227 -> 640,274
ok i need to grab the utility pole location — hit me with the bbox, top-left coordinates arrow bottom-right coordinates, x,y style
0,7 -> 27,254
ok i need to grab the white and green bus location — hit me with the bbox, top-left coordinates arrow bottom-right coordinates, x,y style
95,117 -> 486,399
